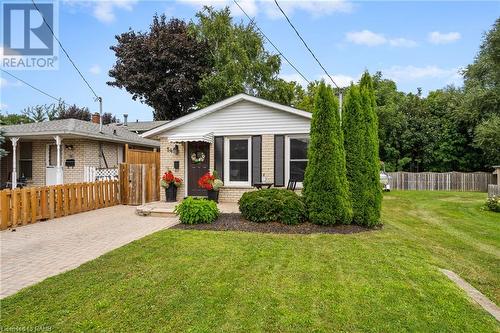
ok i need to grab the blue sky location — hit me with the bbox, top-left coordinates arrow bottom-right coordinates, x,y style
1,0 -> 498,121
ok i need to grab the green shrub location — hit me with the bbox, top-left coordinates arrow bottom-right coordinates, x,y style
174,197 -> 219,224
483,196 -> 500,212
238,189 -> 306,225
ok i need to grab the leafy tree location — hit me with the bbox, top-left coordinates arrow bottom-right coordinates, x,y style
56,105 -> 92,121
102,112 -> 118,125
0,113 -> 32,125
22,105 -> 47,122
108,14 -> 211,120
358,72 -> 382,226
474,114 -> 500,166
192,7 -> 287,107
303,82 -> 352,225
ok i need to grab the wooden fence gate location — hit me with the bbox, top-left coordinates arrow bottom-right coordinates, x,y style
119,163 -> 160,205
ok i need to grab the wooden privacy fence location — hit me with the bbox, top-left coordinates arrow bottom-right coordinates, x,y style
0,180 -> 119,230
119,163 -> 159,205
125,146 -> 160,165
488,185 -> 500,198
388,172 -> 494,192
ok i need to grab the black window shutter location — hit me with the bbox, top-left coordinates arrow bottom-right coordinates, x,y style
251,136 -> 262,185
214,136 -> 224,180
274,135 -> 285,187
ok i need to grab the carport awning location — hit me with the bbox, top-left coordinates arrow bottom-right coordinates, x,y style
166,132 -> 214,143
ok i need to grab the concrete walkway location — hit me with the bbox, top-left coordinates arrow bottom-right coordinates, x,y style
0,205 -> 178,298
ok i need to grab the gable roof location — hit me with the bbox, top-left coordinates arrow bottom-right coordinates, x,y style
0,118 -> 160,148
141,94 -> 312,139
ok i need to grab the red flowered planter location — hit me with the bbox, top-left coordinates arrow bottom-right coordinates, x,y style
161,171 -> 182,202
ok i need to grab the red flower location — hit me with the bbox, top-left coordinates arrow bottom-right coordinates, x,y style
161,171 -> 182,187
198,171 -> 215,190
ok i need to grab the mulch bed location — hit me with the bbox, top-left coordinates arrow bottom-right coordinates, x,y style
172,213 -> 379,235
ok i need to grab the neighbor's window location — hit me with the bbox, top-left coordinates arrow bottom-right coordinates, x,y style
19,142 -> 33,180
289,137 -> 309,182
225,137 -> 251,186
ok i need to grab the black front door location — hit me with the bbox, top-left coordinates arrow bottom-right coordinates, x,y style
187,142 -> 210,196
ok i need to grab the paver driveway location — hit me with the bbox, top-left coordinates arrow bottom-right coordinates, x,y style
0,205 -> 178,298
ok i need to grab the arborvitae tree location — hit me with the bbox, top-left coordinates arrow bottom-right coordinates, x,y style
358,72 -> 382,226
302,82 -> 352,225
343,85 -> 369,224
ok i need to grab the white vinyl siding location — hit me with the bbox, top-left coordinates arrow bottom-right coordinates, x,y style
159,101 -> 311,137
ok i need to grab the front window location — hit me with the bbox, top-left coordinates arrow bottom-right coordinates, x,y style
19,142 -> 33,180
225,137 -> 251,186
287,136 -> 309,184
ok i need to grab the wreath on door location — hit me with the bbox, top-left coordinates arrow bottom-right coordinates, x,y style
191,152 -> 206,164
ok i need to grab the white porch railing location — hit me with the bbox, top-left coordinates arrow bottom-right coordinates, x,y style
84,166 -> 119,182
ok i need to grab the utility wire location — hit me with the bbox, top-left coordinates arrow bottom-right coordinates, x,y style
1,69 -> 70,106
232,0 -> 310,85
31,0 -> 99,100
273,0 -> 339,89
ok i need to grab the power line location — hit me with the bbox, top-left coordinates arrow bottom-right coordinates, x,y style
232,0 -> 310,85
31,0 -> 99,100
273,0 -> 339,89
1,69 -> 70,106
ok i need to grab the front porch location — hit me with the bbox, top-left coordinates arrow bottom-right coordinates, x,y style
136,200 -> 240,217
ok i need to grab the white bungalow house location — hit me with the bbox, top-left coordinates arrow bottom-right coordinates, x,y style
0,117 -> 160,188
142,94 -> 312,202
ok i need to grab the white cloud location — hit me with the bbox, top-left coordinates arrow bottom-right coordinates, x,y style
0,78 -> 7,88
320,74 -> 357,88
346,30 -> 386,46
280,73 -> 308,88
428,31 -> 461,44
179,0 -> 353,19
0,103 -> 7,110
0,77 -> 21,88
346,30 -> 417,48
382,65 -> 461,83
93,0 -> 136,23
64,0 -> 137,23
89,64 -> 101,75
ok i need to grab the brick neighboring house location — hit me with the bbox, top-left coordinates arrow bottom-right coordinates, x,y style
0,117 -> 160,188
142,94 -> 312,202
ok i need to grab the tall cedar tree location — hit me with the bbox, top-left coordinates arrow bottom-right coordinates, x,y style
108,15 -> 211,120
343,85 -> 368,224
359,72 -> 382,225
302,82 -> 352,225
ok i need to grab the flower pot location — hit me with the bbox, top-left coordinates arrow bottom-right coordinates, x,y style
207,189 -> 219,203
165,186 -> 177,202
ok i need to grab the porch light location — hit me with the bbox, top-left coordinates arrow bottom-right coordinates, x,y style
167,144 -> 179,155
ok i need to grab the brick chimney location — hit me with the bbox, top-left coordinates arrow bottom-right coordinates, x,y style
91,113 -> 100,124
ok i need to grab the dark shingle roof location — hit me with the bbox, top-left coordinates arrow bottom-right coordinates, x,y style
0,119 -> 160,147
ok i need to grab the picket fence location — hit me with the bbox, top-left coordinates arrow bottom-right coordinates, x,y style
0,180 -> 119,230
388,172 -> 493,192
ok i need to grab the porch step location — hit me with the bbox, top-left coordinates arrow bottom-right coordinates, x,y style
136,202 -> 176,217
136,201 -> 240,217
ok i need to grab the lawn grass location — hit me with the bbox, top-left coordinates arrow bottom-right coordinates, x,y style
1,191 -> 499,332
